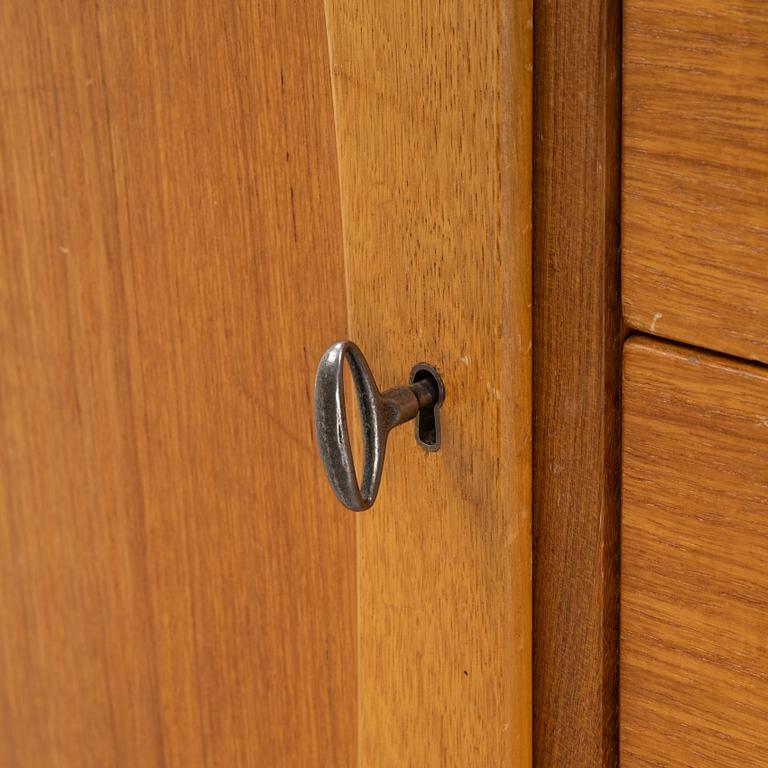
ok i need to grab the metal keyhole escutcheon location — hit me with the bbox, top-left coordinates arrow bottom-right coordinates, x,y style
313,341 -> 445,511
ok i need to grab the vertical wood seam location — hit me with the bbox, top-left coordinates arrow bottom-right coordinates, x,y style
320,6 -> 359,767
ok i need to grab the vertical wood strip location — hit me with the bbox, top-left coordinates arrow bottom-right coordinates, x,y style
324,1 -> 532,765
532,0 -> 622,765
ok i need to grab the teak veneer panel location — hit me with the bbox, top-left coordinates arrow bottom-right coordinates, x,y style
532,0 -> 621,765
623,0 -> 768,362
324,1 -> 532,765
0,1 -> 355,765
622,337 -> 768,768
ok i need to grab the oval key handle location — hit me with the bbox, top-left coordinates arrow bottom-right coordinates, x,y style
313,341 -> 444,511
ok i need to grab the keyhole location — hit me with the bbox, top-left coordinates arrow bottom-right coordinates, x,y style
410,363 -> 445,452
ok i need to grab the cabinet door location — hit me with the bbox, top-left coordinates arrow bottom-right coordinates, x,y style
622,337 -> 768,768
0,2 -> 532,766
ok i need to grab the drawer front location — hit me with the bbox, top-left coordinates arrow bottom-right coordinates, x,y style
622,338 -> 768,768
622,0 -> 768,361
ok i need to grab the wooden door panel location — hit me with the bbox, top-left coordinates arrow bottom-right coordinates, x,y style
0,2 -> 354,766
622,0 -> 768,362
324,2 -> 532,765
622,337 -> 768,768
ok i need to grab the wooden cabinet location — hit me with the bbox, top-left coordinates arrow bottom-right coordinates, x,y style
2,0 -> 767,765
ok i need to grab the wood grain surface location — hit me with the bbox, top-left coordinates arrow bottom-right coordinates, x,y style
0,2 -> 355,766
622,0 -> 768,362
324,1 -> 532,765
532,1 -> 621,766
622,337 -> 768,768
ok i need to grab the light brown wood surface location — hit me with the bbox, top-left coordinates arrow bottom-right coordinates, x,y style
622,337 -> 768,768
622,0 -> 768,362
324,1 -> 532,765
532,0 -> 621,765
0,2 -> 355,766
